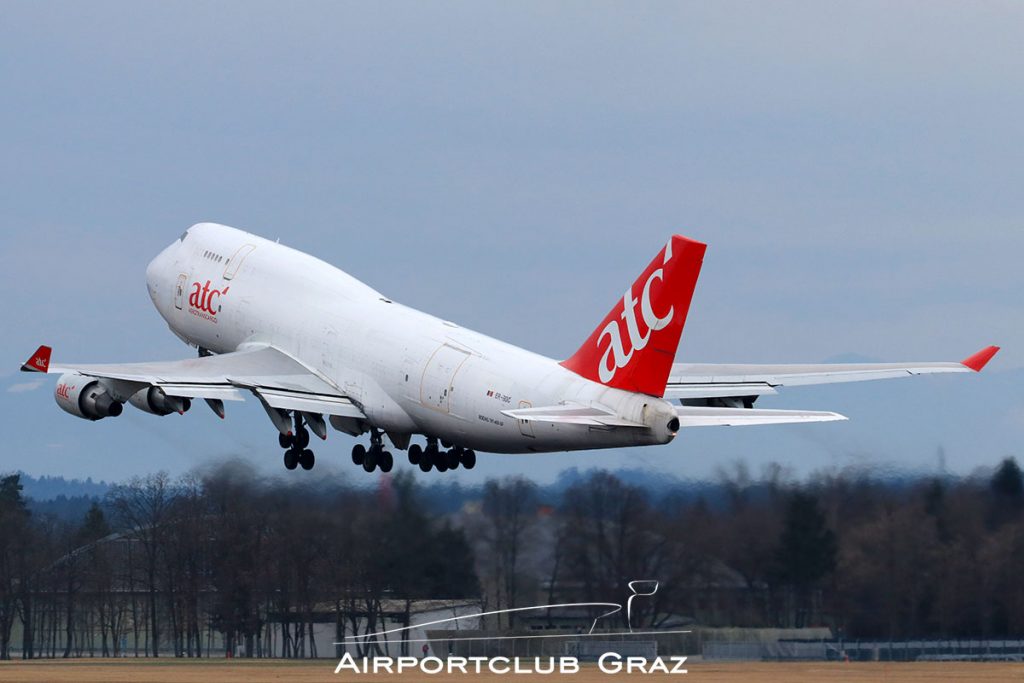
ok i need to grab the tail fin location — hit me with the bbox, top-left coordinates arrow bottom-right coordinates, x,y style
561,235 -> 706,397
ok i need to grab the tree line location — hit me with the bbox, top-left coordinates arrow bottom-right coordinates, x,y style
1,456 -> 1023,659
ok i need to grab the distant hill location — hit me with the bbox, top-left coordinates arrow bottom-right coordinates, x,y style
6,472 -> 111,501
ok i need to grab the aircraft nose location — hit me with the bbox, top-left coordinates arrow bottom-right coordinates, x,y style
146,244 -> 174,306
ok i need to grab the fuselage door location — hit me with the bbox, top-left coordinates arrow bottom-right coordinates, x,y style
174,273 -> 187,310
420,344 -> 470,413
224,244 -> 256,281
517,400 -> 535,438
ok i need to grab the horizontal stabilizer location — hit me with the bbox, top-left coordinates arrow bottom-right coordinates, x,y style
501,404 -> 645,428
675,405 -> 847,427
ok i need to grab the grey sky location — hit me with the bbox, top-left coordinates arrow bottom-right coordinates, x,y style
1,1 -> 1021,485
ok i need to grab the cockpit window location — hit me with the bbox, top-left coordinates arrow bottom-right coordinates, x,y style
179,230 -> 190,242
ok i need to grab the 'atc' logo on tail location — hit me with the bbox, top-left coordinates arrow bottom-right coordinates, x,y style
561,235 -> 706,397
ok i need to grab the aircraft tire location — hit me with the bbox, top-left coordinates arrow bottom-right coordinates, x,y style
462,449 -> 476,469
408,444 -> 422,465
419,458 -> 432,473
363,448 -> 378,473
435,457 -> 449,473
300,449 -> 315,471
284,449 -> 299,470
296,428 -> 310,449
351,444 -> 366,465
380,451 -> 393,473
446,449 -> 460,470
279,433 -> 293,449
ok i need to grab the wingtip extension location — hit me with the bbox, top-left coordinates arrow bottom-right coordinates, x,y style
20,345 -> 52,373
962,345 -> 1000,372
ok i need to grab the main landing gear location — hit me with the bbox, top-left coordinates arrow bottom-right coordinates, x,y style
351,432 -> 394,473
407,438 -> 476,473
280,415 -> 316,471
348,435 -> 476,474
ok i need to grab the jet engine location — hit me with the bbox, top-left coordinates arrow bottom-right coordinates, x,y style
129,386 -> 191,416
54,373 -> 123,421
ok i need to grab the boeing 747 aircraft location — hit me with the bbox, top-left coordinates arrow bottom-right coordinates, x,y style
21,223 -> 999,473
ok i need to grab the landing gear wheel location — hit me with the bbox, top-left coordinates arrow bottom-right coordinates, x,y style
283,449 -> 299,470
380,451 -> 394,473
435,456 -> 449,473
363,447 -> 378,473
408,444 -> 423,465
419,458 -> 432,472
352,444 -> 366,466
461,449 -> 477,470
299,449 -> 315,470
446,449 -> 460,470
295,428 -> 310,449
279,433 -> 294,449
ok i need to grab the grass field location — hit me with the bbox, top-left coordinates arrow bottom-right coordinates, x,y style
1,659 -> 1022,682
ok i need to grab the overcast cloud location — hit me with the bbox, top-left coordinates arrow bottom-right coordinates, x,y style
1,1 -> 1021,484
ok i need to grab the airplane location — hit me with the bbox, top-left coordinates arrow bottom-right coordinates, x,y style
21,223 -> 999,474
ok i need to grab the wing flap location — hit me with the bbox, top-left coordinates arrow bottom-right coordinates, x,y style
676,405 -> 847,427
155,384 -> 246,402
663,382 -> 778,400
249,387 -> 364,418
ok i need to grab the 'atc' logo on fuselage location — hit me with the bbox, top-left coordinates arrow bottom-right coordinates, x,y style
188,280 -> 229,322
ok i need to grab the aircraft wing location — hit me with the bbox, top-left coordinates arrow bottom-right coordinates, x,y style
665,346 -> 999,400
20,344 -> 365,420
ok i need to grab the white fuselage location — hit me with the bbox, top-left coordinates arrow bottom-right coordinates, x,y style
145,223 -> 678,454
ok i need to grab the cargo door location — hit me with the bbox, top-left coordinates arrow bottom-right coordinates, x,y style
420,344 -> 470,413
517,399 -> 535,438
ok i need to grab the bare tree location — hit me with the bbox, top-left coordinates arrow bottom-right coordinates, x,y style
481,477 -> 539,628
107,472 -> 176,656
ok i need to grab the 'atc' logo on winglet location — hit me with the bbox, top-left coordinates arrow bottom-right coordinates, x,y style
20,345 -> 52,373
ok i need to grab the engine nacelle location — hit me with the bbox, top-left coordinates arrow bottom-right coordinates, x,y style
54,373 -> 123,421
128,386 -> 191,416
